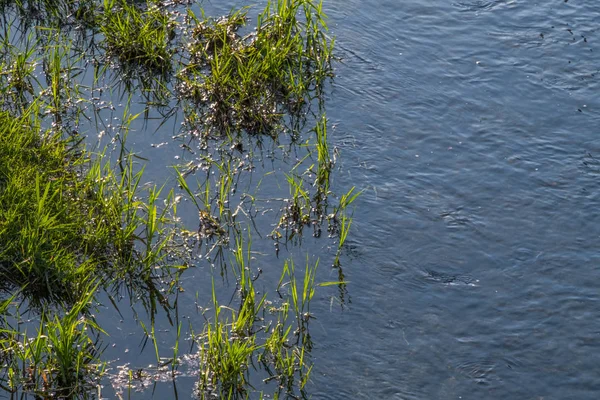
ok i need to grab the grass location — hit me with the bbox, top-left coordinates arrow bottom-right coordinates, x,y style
0,0 -> 359,397
194,234 -> 327,399
0,0 -> 83,28
0,26 -> 39,111
313,115 -> 332,209
0,286 -> 105,397
0,102 -> 184,394
99,0 -> 175,77
0,104 -> 181,307
177,0 -> 334,137
0,106 -> 89,304
332,186 -> 361,267
197,282 -> 258,398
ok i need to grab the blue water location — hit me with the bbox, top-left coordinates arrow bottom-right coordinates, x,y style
18,0 -> 599,398
306,0 -> 600,398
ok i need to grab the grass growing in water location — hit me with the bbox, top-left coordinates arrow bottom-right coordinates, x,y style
0,0 -> 358,397
0,105 -> 181,308
178,0 -> 334,137
99,0 -> 175,77
0,103 -> 185,395
194,233 -> 331,399
0,288 -> 105,397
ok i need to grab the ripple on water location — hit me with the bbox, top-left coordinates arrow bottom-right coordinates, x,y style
453,359 -> 497,384
312,0 -> 600,398
401,264 -> 480,293
453,0 -> 510,13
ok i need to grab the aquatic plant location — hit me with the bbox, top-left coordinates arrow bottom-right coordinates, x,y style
0,287 -> 104,398
194,234 -> 325,399
0,26 -> 39,111
99,0 -> 175,77
0,0 -> 358,397
177,0 -> 334,137
0,0 -> 83,28
0,100 -> 186,393
331,186 -> 361,267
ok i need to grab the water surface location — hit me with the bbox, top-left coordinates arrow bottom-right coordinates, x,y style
308,0 -> 600,398
79,0 -> 600,398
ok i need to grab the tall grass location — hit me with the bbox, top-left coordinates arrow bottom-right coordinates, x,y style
0,25 -> 39,111
100,0 -> 175,76
194,233 -> 326,399
0,286 -> 105,398
332,186 -> 361,267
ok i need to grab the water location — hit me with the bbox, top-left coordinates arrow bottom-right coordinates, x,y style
304,0 -> 600,398
97,0 -> 600,398
5,0 -> 598,398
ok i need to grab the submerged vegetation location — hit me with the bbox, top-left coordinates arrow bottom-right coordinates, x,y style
0,0 -> 358,398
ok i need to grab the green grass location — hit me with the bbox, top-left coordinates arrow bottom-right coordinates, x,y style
177,0 -> 334,137
0,286 -> 104,397
0,103 -> 185,394
99,0 -> 175,76
0,0 -> 89,28
332,186 -> 361,267
0,0 -> 358,397
0,26 -> 39,111
0,106 -> 90,304
0,104 -> 181,307
194,234 -> 324,399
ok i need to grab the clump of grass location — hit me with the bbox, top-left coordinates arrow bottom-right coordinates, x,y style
0,0 -> 84,28
192,231 -> 329,399
0,104 -> 181,307
0,106 -> 90,304
0,1 -> 352,398
263,256 -> 343,396
265,115 -> 348,244
0,23 -> 91,127
34,287 -> 105,397
278,259 -> 316,349
330,186 -> 361,267
0,286 -> 105,397
40,35 -> 89,127
0,27 -> 39,112
313,115 -> 332,206
0,100 -> 187,394
259,300 -> 312,397
99,0 -> 175,78
197,282 -> 258,398
175,165 -> 232,265
276,172 -> 314,242
177,0 -> 334,137
196,233 -> 263,397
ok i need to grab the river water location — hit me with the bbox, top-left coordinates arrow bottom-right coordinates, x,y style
92,0 -> 600,399
309,0 -> 600,399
